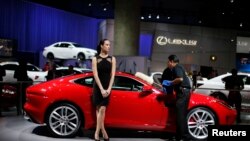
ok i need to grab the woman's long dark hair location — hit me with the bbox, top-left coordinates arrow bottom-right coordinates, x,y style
96,39 -> 109,56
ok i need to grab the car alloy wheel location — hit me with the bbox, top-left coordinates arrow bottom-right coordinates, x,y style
77,53 -> 85,61
187,107 -> 216,140
46,103 -> 81,137
47,53 -> 54,60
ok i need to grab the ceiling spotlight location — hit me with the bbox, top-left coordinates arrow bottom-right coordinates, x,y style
88,3 -> 92,6
141,16 -> 144,20
103,7 -> 107,11
198,20 -> 202,24
231,39 -> 234,42
240,22 -> 243,27
230,0 -> 234,3
148,14 -> 151,19
156,14 -> 160,19
210,55 -> 217,62
167,16 -> 171,19
222,12 -> 225,15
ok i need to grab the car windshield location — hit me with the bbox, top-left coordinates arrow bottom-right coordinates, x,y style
27,64 -> 40,71
73,43 -> 83,47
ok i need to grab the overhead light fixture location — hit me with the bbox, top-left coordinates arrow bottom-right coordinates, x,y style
88,3 -> 92,7
210,55 -> 217,62
167,16 -> 171,19
230,0 -> 234,3
198,20 -> 202,24
141,16 -> 144,20
103,7 -> 107,11
240,22 -> 243,27
156,14 -> 160,19
148,14 -> 151,19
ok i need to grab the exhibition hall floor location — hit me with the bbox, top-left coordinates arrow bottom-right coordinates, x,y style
1,108 -> 250,141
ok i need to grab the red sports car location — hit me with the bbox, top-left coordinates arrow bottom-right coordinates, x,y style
24,72 -> 236,140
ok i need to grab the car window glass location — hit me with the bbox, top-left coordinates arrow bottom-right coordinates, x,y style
54,44 -> 60,47
27,65 -> 39,71
153,74 -> 162,84
2,64 -> 17,70
73,43 -> 82,47
113,76 -> 143,91
245,77 -> 250,85
59,43 -> 69,48
74,77 -> 93,87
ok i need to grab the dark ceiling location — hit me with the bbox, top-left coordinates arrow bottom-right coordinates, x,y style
26,0 -> 250,31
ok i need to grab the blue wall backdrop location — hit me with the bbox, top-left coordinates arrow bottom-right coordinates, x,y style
139,33 -> 153,57
0,0 -> 153,66
0,0 -> 103,53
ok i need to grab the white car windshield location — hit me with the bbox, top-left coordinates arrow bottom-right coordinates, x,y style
72,43 -> 83,47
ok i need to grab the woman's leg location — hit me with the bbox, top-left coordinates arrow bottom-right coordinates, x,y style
99,106 -> 108,139
94,106 -> 101,140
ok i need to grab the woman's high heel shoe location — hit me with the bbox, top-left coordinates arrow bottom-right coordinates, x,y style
94,138 -> 100,141
104,138 -> 109,141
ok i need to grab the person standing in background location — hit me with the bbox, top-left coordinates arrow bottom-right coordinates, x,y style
92,39 -> 116,141
0,65 -> 6,116
14,59 -> 30,112
222,68 -> 244,123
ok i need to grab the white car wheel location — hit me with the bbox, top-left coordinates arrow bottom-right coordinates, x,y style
187,107 -> 216,140
47,53 -> 54,60
46,103 -> 82,137
77,53 -> 85,61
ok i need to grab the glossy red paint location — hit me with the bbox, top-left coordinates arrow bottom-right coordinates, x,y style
24,72 -> 236,139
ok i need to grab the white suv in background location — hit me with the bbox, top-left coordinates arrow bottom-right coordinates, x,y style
194,72 -> 250,112
0,61 -> 47,83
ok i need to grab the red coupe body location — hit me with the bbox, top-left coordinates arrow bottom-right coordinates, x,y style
24,72 -> 236,140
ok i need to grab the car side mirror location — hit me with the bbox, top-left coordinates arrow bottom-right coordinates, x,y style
142,85 -> 153,92
139,85 -> 153,97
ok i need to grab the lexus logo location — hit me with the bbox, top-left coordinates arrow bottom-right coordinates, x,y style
156,36 -> 168,46
156,36 -> 197,46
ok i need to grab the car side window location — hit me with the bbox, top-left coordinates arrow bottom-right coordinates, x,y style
245,77 -> 250,85
113,76 -> 143,91
153,74 -> 162,84
27,65 -> 40,71
59,43 -> 70,48
2,64 -> 17,71
74,77 -> 94,87
54,43 -> 60,47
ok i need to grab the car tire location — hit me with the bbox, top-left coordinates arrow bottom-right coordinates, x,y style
77,53 -> 85,61
46,103 -> 82,138
47,53 -> 54,60
187,107 -> 217,140
210,91 -> 228,103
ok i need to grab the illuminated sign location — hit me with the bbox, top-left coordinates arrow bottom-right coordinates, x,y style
237,41 -> 248,46
156,36 -> 197,46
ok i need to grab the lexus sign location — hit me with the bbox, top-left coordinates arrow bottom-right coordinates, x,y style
156,36 -> 197,46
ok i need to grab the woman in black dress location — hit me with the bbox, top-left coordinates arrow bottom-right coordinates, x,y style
92,39 -> 116,141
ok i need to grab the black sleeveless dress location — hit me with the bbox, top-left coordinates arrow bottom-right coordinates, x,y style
92,55 -> 112,107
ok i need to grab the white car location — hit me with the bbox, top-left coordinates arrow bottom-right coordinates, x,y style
150,72 -> 162,85
0,61 -> 47,83
194,72 -> 250,112
55,67 -> 91,76
42,42 -> 97,60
